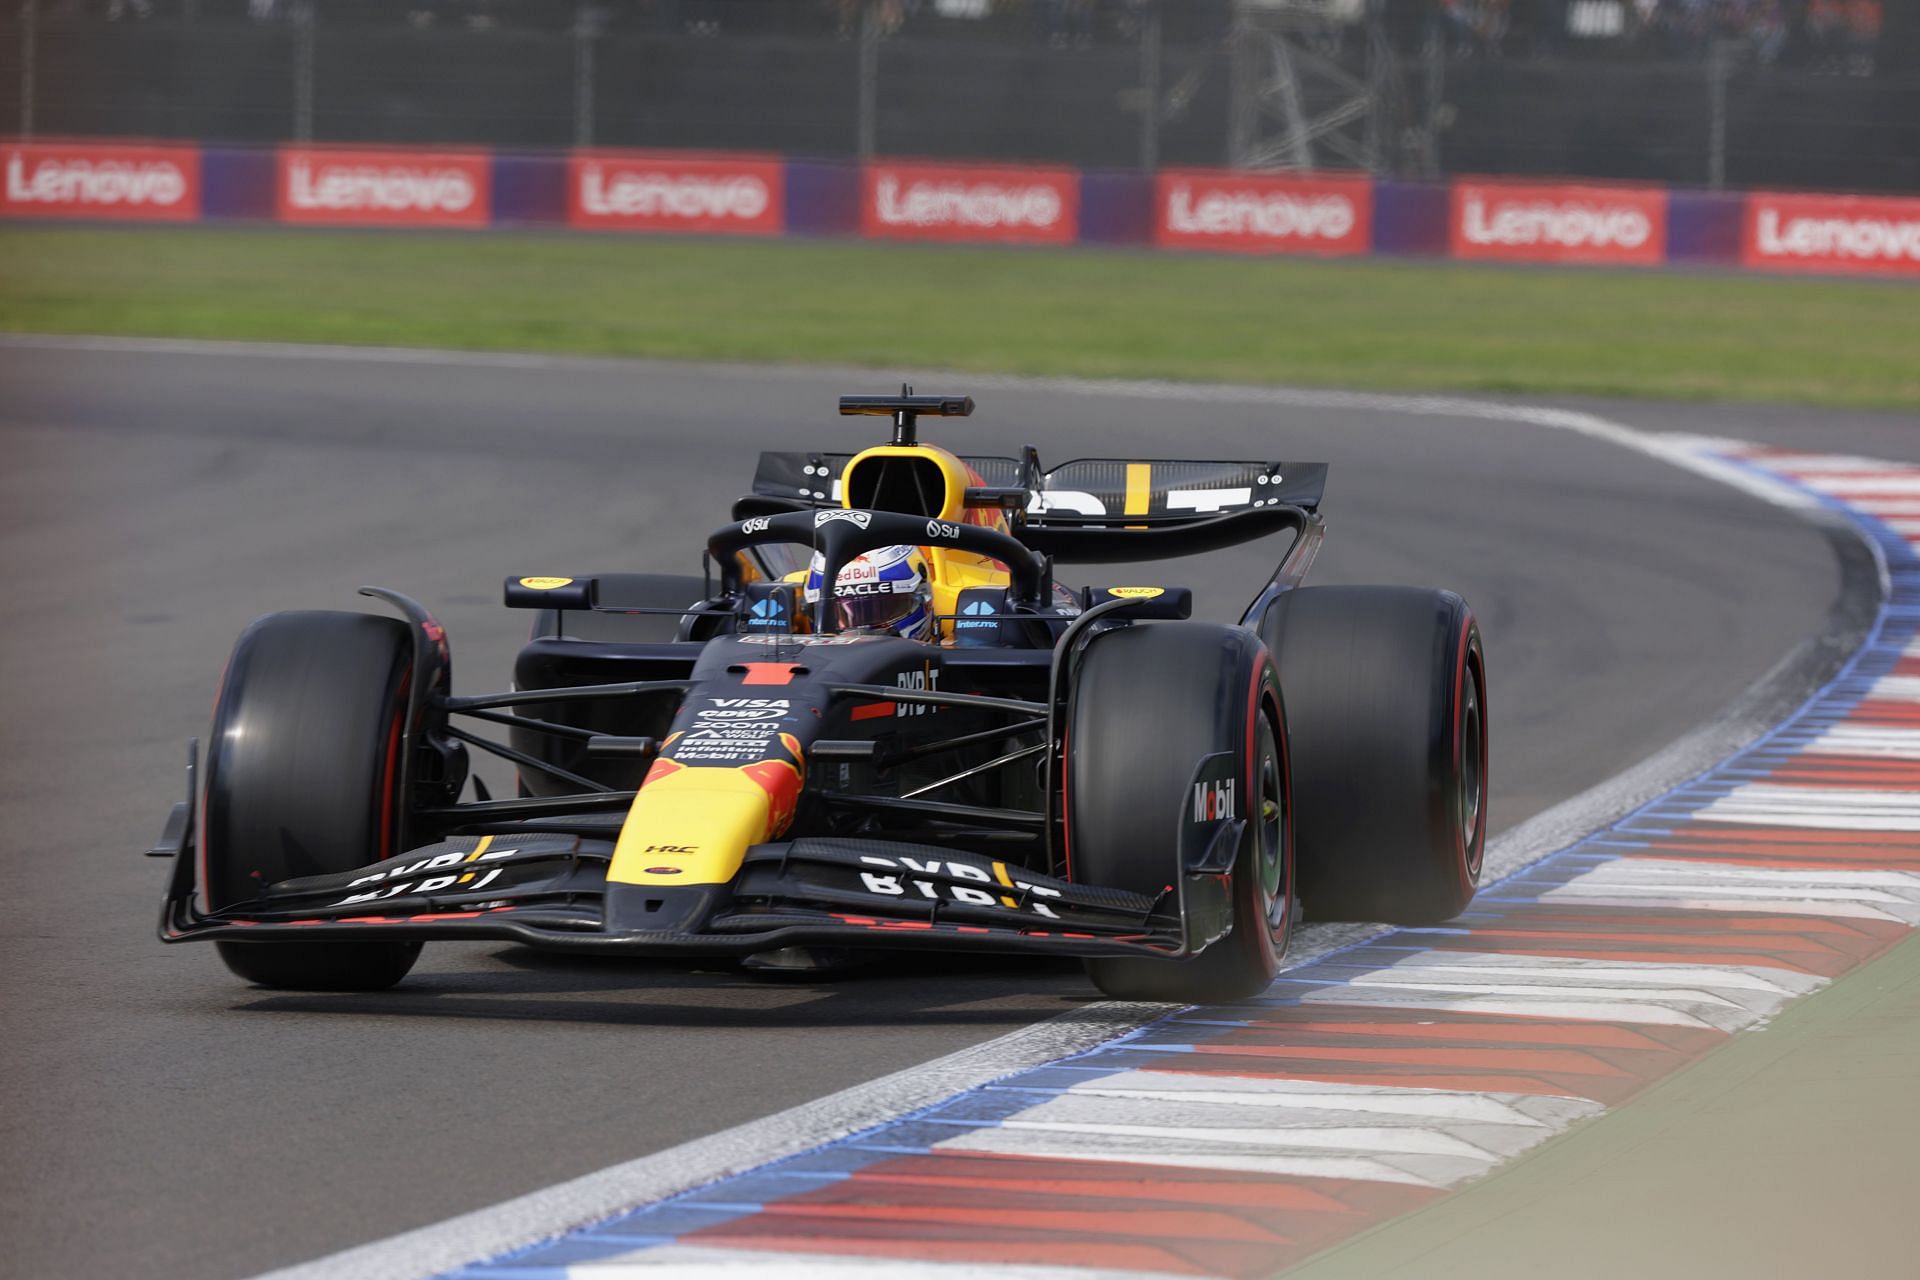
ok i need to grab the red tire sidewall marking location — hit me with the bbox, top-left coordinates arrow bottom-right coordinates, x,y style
1059,720 -> 1074,883
1246,650 -> 1291,954
1451,614 -> 1484,887
377,667 -> 411,864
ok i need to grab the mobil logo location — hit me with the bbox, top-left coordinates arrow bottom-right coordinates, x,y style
1743,192 -> 1920,277
1,141 -> 200,221
1156,170 -> 1372,256
1193,776 -> 1236,822
863,161 -> 1079,245
569,151 -> 785,235
277,147 -> 491,228
1451,180 -> 1667,265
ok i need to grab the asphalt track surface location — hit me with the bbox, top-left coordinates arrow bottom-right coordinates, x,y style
0,339 -> 1860,1279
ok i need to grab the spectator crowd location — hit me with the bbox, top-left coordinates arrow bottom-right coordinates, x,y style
1479,0 -> 1884,67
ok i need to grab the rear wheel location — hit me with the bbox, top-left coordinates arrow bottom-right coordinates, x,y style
1263,586 -> 1487,924
203,611 -> 422,991
1065,622 -> 1293,1002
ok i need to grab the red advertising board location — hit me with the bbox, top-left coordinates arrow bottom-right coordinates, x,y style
277,147 -> 491,227
862,162 -> 1078,245
1451,180 -> 1666,265
1155,170 -> 1372,256
1743,192 -> 1920,276
568,151 -> 784,235
1,140 -> 200,221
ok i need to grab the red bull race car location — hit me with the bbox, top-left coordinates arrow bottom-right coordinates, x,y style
152,392 -> 1488,1002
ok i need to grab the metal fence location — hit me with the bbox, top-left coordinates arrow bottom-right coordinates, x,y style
7,0 -> 1917,194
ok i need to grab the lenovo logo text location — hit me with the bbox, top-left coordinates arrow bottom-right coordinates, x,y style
287,160 -> 477,213
875,177 -> 1062,230
5,154 -> 187,208
1460,197 -> 1651,250
579,166 -> 768,221
1754,210 -> 1920,264
1166,185 -> 1355,242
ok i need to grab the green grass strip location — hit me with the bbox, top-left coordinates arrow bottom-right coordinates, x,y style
2,227 -> 1914,409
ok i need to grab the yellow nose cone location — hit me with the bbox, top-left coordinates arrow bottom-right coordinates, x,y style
609,758 -> 802,887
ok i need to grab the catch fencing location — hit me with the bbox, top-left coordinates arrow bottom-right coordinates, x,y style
6,1 -> 1919,196
6,136 -> 1918,277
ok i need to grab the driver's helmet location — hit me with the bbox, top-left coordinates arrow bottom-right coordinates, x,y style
804,545 -> 933,639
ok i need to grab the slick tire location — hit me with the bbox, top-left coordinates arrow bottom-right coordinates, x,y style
529,573 -> 713,643
203,611 -> 422,991
1066,622 -> 1293,1003
1262,586 -> 1487,925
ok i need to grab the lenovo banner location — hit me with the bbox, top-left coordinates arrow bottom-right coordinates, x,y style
1155,171 -> 1372,256
277,147 -> 491,227
1451,181 -> 1666,265
862,162 -> 1078,245
569,151 -> 784,235
1744,192 -> 1920,276
1,140 -> 200,221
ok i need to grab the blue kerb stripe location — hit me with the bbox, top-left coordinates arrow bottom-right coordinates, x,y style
449,448 -> 1920,1278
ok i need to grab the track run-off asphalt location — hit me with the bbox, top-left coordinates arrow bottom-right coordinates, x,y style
1,336 -> 1914,1279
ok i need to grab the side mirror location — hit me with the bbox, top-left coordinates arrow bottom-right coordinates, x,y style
1088,586 -> 1193,620
504,576 -> 596,610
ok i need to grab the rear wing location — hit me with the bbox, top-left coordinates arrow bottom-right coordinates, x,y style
752,452 -> 1328,523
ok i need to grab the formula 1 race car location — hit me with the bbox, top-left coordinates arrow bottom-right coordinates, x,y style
152,391 -> 1487,1002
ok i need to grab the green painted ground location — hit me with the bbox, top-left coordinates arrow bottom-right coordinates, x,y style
1,227 -> 1914,410
1281,926 -> 1920,1279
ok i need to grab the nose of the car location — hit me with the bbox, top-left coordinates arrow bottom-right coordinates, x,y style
606,754 -> 802,889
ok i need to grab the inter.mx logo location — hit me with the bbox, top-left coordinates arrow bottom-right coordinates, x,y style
1193,777 -> 1236,822
746,596 -> 786,627
958,600 -> 997,629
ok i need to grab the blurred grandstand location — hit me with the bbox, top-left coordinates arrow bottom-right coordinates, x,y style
5,0 -> 1915,192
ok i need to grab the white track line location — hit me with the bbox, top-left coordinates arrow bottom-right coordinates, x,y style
12,336 -> 1860,1280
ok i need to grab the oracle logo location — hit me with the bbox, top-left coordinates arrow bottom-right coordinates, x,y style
1744,194 -> 1920,276
277,148 -> 490,227
1451,182 -> 1665,264
1156,171 -> 1372,255
863,164 -> 1078,244
568,153 -> 784,234
0,143 -> 200,221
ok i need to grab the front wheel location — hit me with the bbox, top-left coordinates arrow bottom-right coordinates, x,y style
203,610 -> 423,991
1065,622 -> 1293,1002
